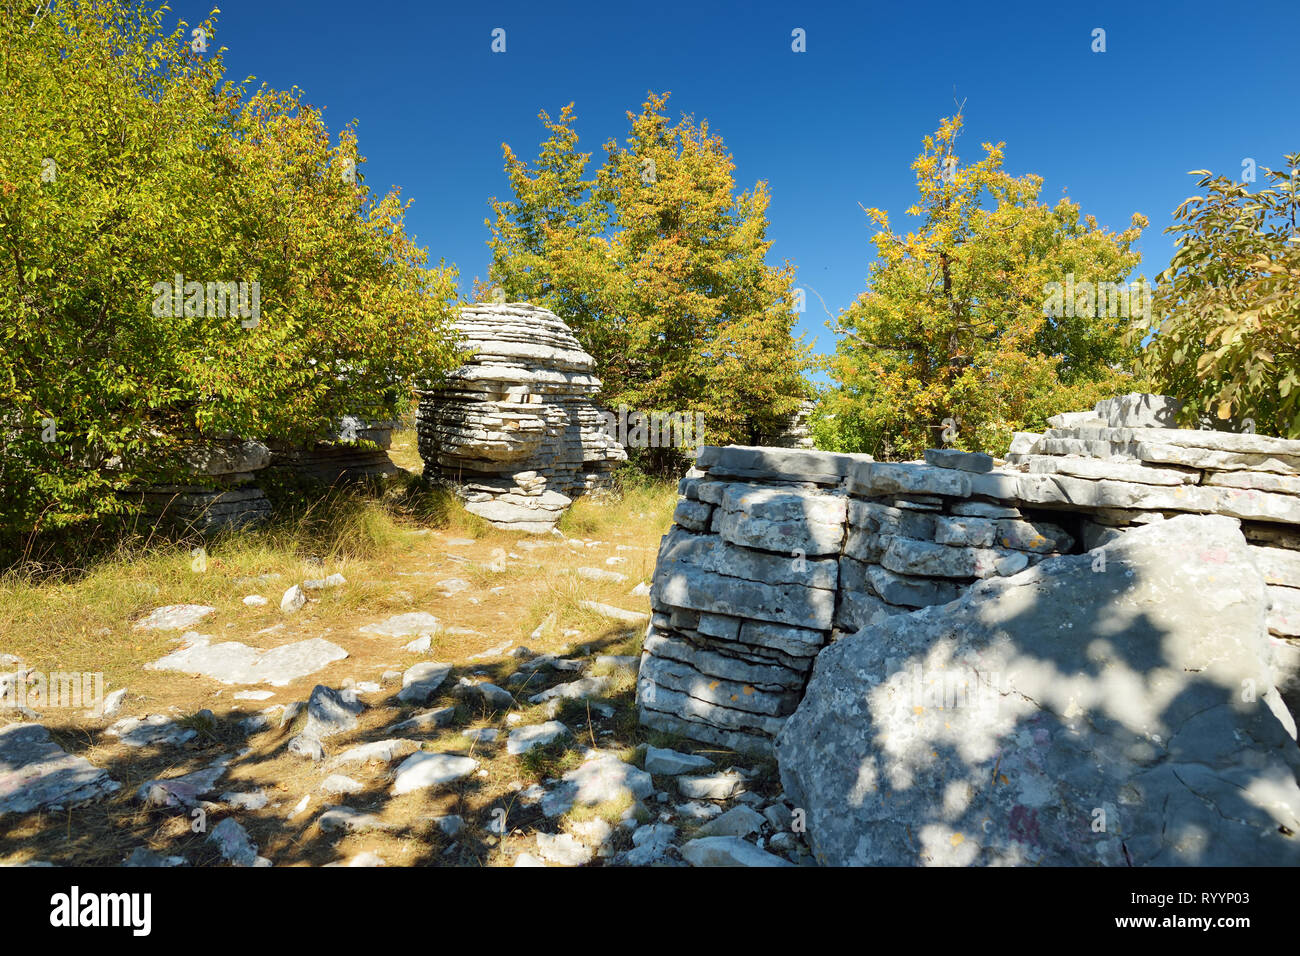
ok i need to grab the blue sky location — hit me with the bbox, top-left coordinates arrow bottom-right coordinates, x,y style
172,0 -> 1299,358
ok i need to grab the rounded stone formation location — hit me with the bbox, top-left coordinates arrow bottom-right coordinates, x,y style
415,303 -> 626,532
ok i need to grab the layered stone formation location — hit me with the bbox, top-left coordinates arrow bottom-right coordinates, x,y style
766,398 -> 816,450
267,418 -> 399,484
134,440 -> 272,532
637,393 -> 1300,754
415,303 -> 626,532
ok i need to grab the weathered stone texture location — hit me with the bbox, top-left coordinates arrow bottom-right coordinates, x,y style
639,393 -> 1300,792
415,303 -> 625,532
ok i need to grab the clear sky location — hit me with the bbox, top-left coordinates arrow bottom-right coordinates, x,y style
170,0 -> 1299,358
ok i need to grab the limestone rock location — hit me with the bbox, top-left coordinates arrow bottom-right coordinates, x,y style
696,805 -> 766,838
644,745 -> 715,776
777,515 -> 1300,866
396,662 -> 453,706
681,836 -> 793,867
415,303 -> 626,532
208,818 -> 270,867
133,605 -> 215,631
391,752 -> 479,795
0,724 -> 120,815
507,721 -> 570,755
146,635 -> 348,686
540,752 -> 654,818
924,448 -> 994,473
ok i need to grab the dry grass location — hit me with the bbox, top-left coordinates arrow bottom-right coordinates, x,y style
0,432 -> 736,867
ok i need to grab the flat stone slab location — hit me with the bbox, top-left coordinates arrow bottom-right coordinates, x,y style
681,836 -> 793,867
506,721 -> 571,755
645,745 -> 715,776
105,715 -> 197,748
391,752 -> 479,795
133,605 -> 215,631
397,662 -> 453,706
924,448 -> 994,473
359,612 -> 442,638
137,763 -> 226,808
319,805 -> 392,833
697,445 -> 873,484
540,752 -> 654,818
388,707 -> 456,734
0,723 -> 120,815
146,636 -> 348,686
327,738 -> 418,768
528,676 -> 612,704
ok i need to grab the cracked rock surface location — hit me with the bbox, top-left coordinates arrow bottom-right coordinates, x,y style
777,514 -> 1300,866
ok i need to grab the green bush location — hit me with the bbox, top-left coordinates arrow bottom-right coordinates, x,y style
0,2 -> 461,559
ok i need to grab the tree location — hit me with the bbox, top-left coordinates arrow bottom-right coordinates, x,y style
1133,156 -> 1300,436
819,114 -> 1149,459
486,93 -> 812,461
0,1 -> 461,554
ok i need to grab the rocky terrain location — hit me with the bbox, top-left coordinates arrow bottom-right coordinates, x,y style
0,490 -> 806,868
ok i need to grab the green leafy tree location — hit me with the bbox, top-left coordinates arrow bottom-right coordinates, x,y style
1134,156 -> 1300,436
486,93 -> 812,461
820,114 -> 1149,459
0,1 -> 460,555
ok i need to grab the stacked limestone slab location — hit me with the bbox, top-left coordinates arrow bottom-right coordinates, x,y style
133,440 -> 272,532
415,303 -> 626,533
767,398 -> 817,449
637,394 -> 1300,754
267,418 -> 400,484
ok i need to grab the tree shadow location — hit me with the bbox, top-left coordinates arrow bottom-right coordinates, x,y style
780,513 -> 1300,866
0,618 -> 658,868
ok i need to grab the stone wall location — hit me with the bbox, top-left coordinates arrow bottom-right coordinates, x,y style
415,303 -> 626,533
637,393 -> 1300,754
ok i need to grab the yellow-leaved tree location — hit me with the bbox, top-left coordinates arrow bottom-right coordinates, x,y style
819,114 -> 1150,459
486,93 -> 813,468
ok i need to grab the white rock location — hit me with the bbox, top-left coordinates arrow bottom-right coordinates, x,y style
280,585 -> 306,614
535,832 -> 594,866
146,636 -> 348,687
677,771 -> 744,800
506,721 -> 570,755
302,573 -> 347,591
391,752 -> 479,795
644,745 -> 714,775
681,836 -> 793,867
133,605 -> 215,631
320,774 -> 364,795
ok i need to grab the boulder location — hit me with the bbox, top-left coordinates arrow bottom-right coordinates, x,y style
777,515 -> 1300,866
414,303 -> 626,532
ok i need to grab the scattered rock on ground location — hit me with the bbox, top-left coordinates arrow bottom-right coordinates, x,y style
0,723 -> 120,815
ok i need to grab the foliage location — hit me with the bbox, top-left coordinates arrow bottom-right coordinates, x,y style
486,93 -> 812,461
821,114 -> 1149,459
0,1 -> 460,553
1134,155 -> 1300,436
